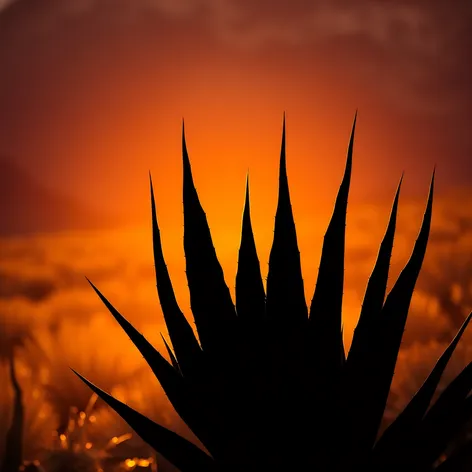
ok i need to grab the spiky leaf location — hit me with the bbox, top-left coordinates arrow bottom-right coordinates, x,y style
72,370 -> 218,472
86,278 -> 217,451
347,173 -> 403,366
150,174 -> 202,378
266,114 -> 307,326
235,175 -> 266,322
182,123 -> 237,355
413,364 -> 472,469
372,171 -> 435,431
374,311 -> 472,458
161,334 -> 181,373
309,111 -> 356,374
1,355 -> 23,472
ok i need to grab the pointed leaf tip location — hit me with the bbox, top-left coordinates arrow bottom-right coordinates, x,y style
149,173 -> 155,198
281,114 -> 286,154
348,112 -> 357,150
244,179 -> 250,216
396,173 -> 404,194
182,123 -> 188,153
308,114 -> 355,375
160,334 -> 180,372
236,176 -> 266,321
426,170 -> 434,211
279,114 -> 288,186
266,115 -> 307,325
182,123 -> 193,186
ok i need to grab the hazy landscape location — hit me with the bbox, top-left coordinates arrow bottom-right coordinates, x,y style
0,0 -> 471,470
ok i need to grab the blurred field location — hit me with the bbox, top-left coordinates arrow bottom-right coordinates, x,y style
1,188 -> 472,468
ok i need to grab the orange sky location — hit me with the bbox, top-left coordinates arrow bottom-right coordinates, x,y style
2,3 -> 472,465
0,0 -> 471,234
0,0 -> 471,350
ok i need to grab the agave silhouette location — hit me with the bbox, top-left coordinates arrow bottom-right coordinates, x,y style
76,115 -> 472,471
1,354 -> 24,472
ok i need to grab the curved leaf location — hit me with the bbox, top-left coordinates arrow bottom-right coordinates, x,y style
347,173 -> 402,366
1,355 -> 23,472
369,171 -> 434,446
161,333 -> 181,373
375,311 -> 472,458
72,370 -> 218,472
309,111 -> 356,374
150,173 -> 202,378
86,278 -> 217,451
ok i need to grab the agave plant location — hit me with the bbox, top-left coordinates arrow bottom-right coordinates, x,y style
76,115 -> 472,471
1,354 -> 23,472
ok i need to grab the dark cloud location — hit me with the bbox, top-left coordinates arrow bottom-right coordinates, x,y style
0,159 -> 124,236
0,0 -> 470,114
0,0 -> 470,217
0,271 -> 56,301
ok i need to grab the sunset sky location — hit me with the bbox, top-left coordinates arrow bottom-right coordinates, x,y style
0,1 -> 472,465
0,0 -> 471,229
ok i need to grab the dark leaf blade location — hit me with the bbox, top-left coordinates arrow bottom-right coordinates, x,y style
235,174 -> 266,322
266,113 -> 308,326
347,173 -> 403,366
414,364 -> 472,468
150,174 -> 202,377
341,174 -> 401,465
309,111 -> 357,371
374,396 -> 472,472
182,123 -> 237,354
368,170 -> 435,445
1,356 -> 23,472
86,277 -> 178,385
86,278 -> 215,449
182,126 -> 265,467
375,311 -> 472,457
342,171 -> 434,469
72,370 -> 218,472
340,323 -> 346,365
161,333 -> 181,373
263,115 -> 309,466
233,179 -> 285,470
435,439 -> 472,472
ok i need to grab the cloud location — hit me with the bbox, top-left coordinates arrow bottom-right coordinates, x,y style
0,0 -> 14,10
1,188 -> 472,350
1,0 -> 469,120
208,0 -> 470,115
0,271 -> 56,301
0,1 -> 464,60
